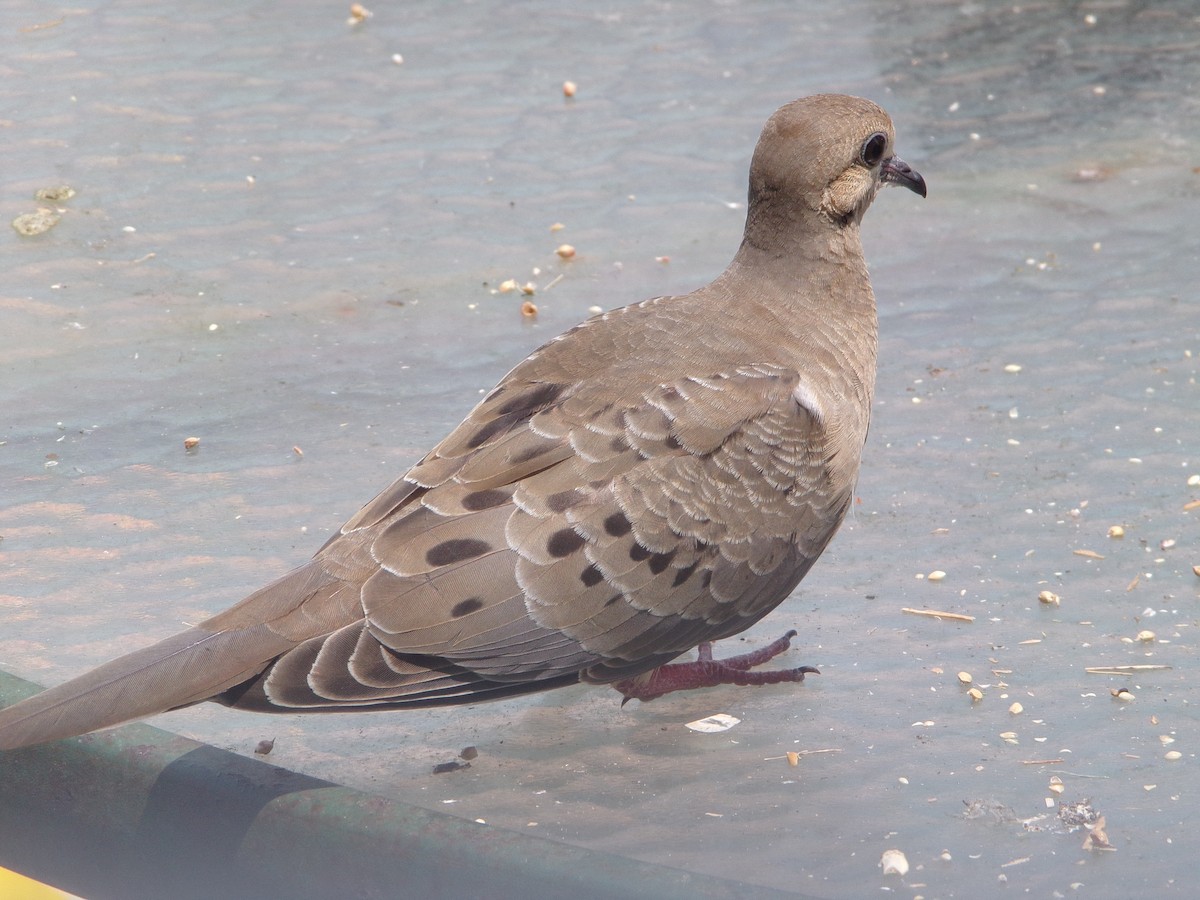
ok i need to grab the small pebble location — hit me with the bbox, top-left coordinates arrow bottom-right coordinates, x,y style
1073,165 -> 1113,182
555,244 -> 576,259
35,185 -> 75,202
12,209 -> 61,236
1009,702 -> 1023,715
562,81 -> 577,97
1137,630 -> 1155,642
183,436 -> 200,451
957,671 -> 972,685
1164,751 -> 1182,761
521,300 -> 538,317
927,570 -> 946,582
254,738 -> 275,755
879,849 -> 909,876
1038,590 -> 1060,606
1107,525 -> 1125,538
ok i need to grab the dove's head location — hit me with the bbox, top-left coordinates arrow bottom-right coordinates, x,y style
744,94 -> 925,247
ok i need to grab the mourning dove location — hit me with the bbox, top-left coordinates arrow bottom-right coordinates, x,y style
0,94 -> 925,750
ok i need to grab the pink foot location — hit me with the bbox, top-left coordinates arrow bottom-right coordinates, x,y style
614,630 -> 818,703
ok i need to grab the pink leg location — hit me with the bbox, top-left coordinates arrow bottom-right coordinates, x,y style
614,630 -> 818,703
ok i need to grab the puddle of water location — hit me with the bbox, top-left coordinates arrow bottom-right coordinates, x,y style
1,0 -> 1197,896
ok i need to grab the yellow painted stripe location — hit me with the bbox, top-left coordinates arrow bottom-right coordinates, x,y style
0,865 -> 82,899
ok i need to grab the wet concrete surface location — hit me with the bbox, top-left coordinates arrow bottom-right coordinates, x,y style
1,1 -> 1198,897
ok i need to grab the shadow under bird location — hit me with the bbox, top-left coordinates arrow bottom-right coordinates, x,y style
0,94 -> 925,751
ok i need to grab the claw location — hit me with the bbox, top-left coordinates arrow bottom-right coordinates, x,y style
614,630 -> 816,703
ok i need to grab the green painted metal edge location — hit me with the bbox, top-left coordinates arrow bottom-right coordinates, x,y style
0,671 -> 806,900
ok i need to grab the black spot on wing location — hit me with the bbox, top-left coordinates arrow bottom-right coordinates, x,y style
547,528 -> 586,558
464,383 -> 567,452
648,550 -> 676,575
603,512 -> 632,537
465,416 -> 513,450
494,382 -> 564,416
426,538 -> 493,567
580,564 -> 604,587
629,542 -> 652,562
451,597 -> 484,617
672,560 -> 700,587
461,489 -> 510,511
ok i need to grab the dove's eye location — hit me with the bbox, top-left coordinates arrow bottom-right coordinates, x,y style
861,132 -> 887,167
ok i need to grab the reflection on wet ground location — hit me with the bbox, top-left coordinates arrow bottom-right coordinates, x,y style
2,1 -> 1197,896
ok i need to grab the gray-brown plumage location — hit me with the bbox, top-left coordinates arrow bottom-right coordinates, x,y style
0,94 -> 924,751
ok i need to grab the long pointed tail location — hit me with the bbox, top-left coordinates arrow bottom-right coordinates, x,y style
0,563 -> 343,750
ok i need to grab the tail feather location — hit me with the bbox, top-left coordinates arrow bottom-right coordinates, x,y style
0,624 -> 297,750
0,563 -> 345,751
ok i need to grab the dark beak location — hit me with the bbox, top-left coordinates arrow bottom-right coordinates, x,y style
881,155 -> 927,198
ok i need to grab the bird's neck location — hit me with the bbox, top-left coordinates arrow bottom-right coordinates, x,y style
714,222 -> 879,415
721,222 -> 876,327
